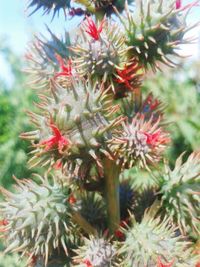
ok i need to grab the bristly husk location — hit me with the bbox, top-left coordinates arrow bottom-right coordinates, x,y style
71,18 -> 128,91
109,113 -> 170,170
160,152 -> 200,236
27,0 -> 71,19
73,235 -> 118,266
21,79 -> 123,175
119,207 -> 199,267
0,176 -> 76,266
115,0 -> 199,71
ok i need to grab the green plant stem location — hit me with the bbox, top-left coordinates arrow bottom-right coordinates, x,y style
74,0 -> 95,13
103,158 -> 121,234
72,211 -> 97,236
134,87 -> 142,112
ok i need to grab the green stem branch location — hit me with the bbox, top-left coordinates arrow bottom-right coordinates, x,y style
72,211 -> 97,236
103,158 -> 121,234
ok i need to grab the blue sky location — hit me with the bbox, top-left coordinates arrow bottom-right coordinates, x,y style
0,0 -> 200,85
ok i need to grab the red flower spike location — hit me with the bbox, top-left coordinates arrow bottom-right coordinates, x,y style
157,257 -> 175,267
27,253 -> 37,267
144,131 -> 160,146
114,219 -> 128,239
143,94 -> 161,112
54,159 -> 63,169
115,61 -> 141,90
55,54 -> 72,79
143,130 -> 169,147
0,219 -> 9,233
40,122 -> 69,153
0,219 -> 8,226
68,195 -> 76,204
177,0 -> 199,11
176,0 -> 182,9
85,16 -> 105,41
83,259 -> 93,267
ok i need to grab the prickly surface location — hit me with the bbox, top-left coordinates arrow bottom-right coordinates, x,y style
116,0 -> 195,70
120,210 -> 198,267
109,114 -> 170,170
72,19 -> 127,87
74,236 -> 116,267
160,152 -> 200,235
21,79 -> 122,173
0,176 -> 73,265
28,0 -> 71,18
26,28 -> 71,89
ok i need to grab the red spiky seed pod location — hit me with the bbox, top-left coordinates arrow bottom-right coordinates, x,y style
72,17 -> 127,89
109,114 -> 170,170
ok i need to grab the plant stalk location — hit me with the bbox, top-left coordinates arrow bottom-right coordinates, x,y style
103,158 -> 121,234
72,210 -> 97,236
134,87 -> 142,112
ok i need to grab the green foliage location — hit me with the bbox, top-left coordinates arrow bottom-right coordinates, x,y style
0,39 -> 36,188
0,253 -> 26,267
142,62 -> 200,162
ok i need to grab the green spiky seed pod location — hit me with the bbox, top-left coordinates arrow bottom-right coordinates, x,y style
160,152 -> 200,235
119,179 -> 137,220
122,167 -> 160,193
78,193 -> 106,230
26,28 -> 71,89
116,0 -> 197,71
109,114 -> 170,170
73,236 -> 117,266
120,209 -> 198,267
0,253 -> 26,267
72,17 -> 127,88
86,0 -> 134,15
0,176 -> 73,265
28,0 -> 71,18
21,79 -> 122,173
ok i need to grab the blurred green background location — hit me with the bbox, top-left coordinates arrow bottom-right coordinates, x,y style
0,38 -> 38,189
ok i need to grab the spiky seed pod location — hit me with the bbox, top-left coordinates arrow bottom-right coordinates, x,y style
109,114 -> 170,170
119,179 -> 137,220
21,79 -> 123,173
133,189 -> 156,222
87,0 -> 134,15
0,176 -> 74,265
114,59 -> 143,98
115,0 -> 197,71
120,210 -> 198,267
27,0 -> 71,18
73,236 -> 117,267
122,168 -> 159,193
72,17 -> 127,89
120,171 -> 157,221
26,28 -> 71,89
160,152 -> 200,235
119,93 -> 164,121
78,193 -> 106,230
